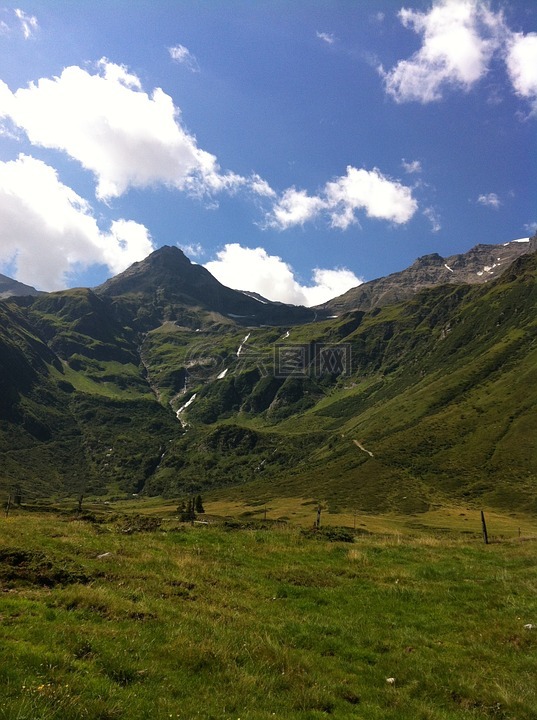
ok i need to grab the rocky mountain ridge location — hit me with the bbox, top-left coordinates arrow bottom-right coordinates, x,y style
321,237 -> 537,313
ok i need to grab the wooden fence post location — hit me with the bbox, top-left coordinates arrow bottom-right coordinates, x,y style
480,510 -> 489,545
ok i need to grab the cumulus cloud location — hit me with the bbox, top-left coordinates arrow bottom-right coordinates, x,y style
325,167 -> 417,228
477,192 -> 500,208
0,154 -> 154,290
505,31 -> 537,113
169,44 -> 200,72
204,243 -> 363,306
268,166 -> 417,231
381,0 -> 537,113
269,188 -> 327,229
380,0 -> 503,103
0,58 -> 251,201
0,59 -> 418,238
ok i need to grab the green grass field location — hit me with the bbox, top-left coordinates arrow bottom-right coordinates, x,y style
1,504 -> 536,719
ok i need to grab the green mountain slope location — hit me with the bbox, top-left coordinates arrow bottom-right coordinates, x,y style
0,242 -> 536,513
155,250 -> 537,511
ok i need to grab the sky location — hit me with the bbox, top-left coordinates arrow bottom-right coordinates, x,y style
0,0 -> 535,306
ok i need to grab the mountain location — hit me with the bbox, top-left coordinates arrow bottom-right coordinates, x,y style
320,237 -> 537,314
0,273 -> 40,299
96,245 -> 316,329
0,236 -> 536,513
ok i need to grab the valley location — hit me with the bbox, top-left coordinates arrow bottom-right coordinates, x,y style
0,237 -> 536,515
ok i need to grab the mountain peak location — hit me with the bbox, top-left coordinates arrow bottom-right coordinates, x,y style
94,243 -> 314,328
148,245 -> 190,262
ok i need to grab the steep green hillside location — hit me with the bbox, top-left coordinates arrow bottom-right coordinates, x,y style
0,291 -> 181,501
1,246 -> 536,513
155,252 -> 537,511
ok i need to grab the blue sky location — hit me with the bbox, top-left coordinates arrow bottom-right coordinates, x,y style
0,0 -> 535,305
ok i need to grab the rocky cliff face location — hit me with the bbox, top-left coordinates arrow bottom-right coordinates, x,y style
321,237 -> 537,314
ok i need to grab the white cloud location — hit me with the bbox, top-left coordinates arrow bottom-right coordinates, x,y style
381,0 -> 504,103
249,173 -> 277,198
268,166 -> 417,231
523,221 -> 537,235
14,8 -> 38,39
402,158 -> 422,174
325,167 -> 418,228
204,243 -> 362,306
477,192 -> 500,208
0,59 -> 249,201
0,59 -> 416,237
316,31 -> 335,45
0,154 -> 154,290
381,0 -> 537,114
304,268 -> 363,306
423,206 -> 441,232
169,44 -> 200,72
269,187 -> 327,229
179,242 -> 205,259
505,32 -> 537,113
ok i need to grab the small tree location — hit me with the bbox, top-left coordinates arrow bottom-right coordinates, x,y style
180,498 -> 196,522
195,494 -> 205,514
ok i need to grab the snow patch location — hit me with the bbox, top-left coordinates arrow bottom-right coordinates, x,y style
217,368 -> 229,380
176,393 -> 197,427
444,264 -> 454,273
236,332 -> 251,357
242,291 -> 267,304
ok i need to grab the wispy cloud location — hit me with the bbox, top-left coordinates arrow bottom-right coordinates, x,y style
168,44 -> 200,72
402,158 -> 422,174
316,31 -> 335,45
423,206 -> 441,232
14,8 -> 38,39
179,242 -> 204,259
477,192 -> 501,209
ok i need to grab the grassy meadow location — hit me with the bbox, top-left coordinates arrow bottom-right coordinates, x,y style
1,502 -> 537,719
